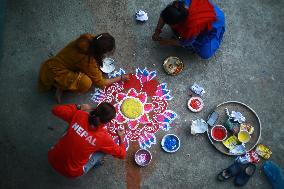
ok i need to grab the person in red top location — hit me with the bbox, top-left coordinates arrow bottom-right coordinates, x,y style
48,102 -> 126,178
152,0 -> 225,59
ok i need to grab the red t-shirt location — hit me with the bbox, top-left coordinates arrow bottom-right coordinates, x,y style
48,104 -> 126,178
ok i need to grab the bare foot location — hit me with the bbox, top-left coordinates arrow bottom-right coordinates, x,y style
55,88 -> 63,103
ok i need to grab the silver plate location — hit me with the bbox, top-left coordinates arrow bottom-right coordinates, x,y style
163,56 -> 184,76
207,101 -> 261,156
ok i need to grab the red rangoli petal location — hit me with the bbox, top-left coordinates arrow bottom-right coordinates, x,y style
105,84 -> 119,96
127,88 -> 138,97
116,93 -> 126,102
144,123 -> 160,133
144,103 -> 153,113
151,96 -> 168,114
142,79 -> 158,97
139,114 -> 150,123
127,127 -> 143,141
128,120 -> 139,130
128,133 -> 140,141
114,103 -> 120,112
137,92 -> 147,104
123,74 -> 142,91
116,112 -> 126,124
140,75 -> 148,84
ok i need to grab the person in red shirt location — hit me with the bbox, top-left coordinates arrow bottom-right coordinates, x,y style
48,102 -> 126,178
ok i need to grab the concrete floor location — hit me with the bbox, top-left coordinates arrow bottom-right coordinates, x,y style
0,0 -> 283,189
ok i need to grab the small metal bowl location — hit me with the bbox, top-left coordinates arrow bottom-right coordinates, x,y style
163,56 -> 184,76
134,149 -> 152,166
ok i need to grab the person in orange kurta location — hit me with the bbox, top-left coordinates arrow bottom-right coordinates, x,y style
39,33 -> 129,102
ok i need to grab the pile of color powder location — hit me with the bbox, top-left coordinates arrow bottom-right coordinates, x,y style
136,154 -> 147,164
190,99 -> 202,110
164,136 -> 178,151
135,150 -> 151,166
211,126 -> 227,141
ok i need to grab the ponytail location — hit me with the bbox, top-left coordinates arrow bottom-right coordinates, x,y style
89,33 -> 115,67
88,111 -> 101,126
88,102 -> 116,127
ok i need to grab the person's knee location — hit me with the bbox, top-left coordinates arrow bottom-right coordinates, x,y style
197,41 -> 219,59
195,33 -> 223,59
78,75 -> 92,93
198,50 -> 214,59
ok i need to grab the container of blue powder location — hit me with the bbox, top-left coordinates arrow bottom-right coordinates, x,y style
161,134 -> 181,153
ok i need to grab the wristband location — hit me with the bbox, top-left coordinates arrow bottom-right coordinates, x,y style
76,104 -> 81,110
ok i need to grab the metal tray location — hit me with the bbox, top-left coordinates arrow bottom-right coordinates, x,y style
163,56 -> 184,76
207,101 -> 261,156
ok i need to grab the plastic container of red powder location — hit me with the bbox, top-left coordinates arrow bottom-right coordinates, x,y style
211,125 -> 227,141
187,97 -> 204,112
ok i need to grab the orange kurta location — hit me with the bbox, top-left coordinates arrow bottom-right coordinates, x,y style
39,34 -> 106,92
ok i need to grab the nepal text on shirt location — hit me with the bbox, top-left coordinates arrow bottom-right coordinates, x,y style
71,122 -> 96,146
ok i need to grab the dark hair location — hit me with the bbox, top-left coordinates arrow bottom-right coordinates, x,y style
161,2 -> 188,25
89,33 -> 115,67
88,102 -> 116,127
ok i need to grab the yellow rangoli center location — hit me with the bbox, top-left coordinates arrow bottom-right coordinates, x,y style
121,98 -> 143,119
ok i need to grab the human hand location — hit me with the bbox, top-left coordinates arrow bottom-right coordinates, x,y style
152,32 -> 161,41
121,74 -> 130,81
81,104 -> 93,111
116,129 -> 125,143
159,39 -> 179,46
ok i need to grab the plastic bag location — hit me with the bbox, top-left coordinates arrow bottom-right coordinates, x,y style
255,144 -> 272,159
190,119 -> 208,135
235,150 -> 260,164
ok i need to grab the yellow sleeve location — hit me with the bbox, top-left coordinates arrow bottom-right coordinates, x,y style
79,59 -> 107,88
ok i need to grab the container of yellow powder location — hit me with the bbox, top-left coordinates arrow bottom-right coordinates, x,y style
238,131 -> 251,143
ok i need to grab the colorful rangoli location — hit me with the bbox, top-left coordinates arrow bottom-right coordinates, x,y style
91,68 -> 177,150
